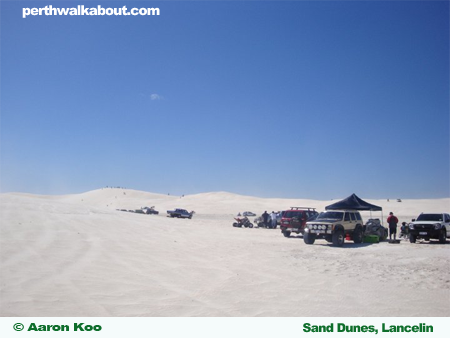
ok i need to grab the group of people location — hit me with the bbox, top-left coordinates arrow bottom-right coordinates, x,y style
387,212 -> 409,240
262,211 -> 278,229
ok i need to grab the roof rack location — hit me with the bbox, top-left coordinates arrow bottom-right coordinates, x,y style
290,207 -> 316,211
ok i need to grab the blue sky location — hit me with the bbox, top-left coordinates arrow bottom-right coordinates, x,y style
1,1 -> 449,199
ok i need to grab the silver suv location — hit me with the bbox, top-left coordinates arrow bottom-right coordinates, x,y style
304,210 -> 364,246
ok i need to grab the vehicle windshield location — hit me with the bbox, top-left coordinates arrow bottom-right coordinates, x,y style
316,211 -> 344,221
307,213 -> 318,221
282,211 -> 303,218
416,214 -> 443,222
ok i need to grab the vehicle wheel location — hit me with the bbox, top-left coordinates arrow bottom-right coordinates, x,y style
283,230 -> 291,238
353,228 -> 363,244
303,232 -> 316,245
439,229 -> 446,244
249,223 -> 254,228
409,234 -> 417,243
232,222 -> 238,227
332,230 -> 344,247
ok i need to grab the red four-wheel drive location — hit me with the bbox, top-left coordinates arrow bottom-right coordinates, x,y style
280,207 -> 318,237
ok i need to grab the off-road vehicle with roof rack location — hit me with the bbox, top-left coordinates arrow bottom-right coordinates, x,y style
280,207 -> 319,237
408,213 -> 450,244
303,210 -> 364,246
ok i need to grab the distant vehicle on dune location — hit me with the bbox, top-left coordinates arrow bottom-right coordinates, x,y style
242,211 -> 256,217
117,206 -> 159,215
167,208 -> 194,219
142,206 -> 159,215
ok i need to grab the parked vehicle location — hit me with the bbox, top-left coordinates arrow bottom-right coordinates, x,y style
142,206 -> 159,215
167,208 -> 194,219
233,217 -> 253,228
303,210 -> 364,246
242,211 -> 256,217
409,213 -> 450,244
118,208 -> 156,215
280,207 -> 318,237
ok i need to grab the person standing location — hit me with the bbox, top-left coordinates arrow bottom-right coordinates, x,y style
262,211 -> 269,228
387,212 -> 399,240
270,211 -> 277,229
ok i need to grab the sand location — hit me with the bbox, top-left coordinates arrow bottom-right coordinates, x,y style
0,188 -> 449,316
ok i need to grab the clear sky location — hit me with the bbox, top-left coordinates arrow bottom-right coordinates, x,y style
1,1 -> 449,199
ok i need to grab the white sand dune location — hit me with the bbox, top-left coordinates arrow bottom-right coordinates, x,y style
1,188 -> 449,316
